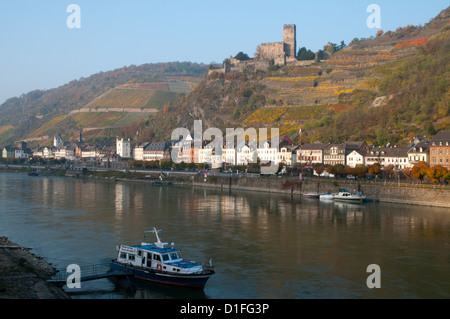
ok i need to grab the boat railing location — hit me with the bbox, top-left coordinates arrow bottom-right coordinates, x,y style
176,260 -> 214,274
114,258 -> 213,274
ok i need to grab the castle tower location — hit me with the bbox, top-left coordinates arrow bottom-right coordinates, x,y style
283,24 -> 296,58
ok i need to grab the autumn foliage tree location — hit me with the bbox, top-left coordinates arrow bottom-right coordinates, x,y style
426,165 -> 447,184
367,163 -> 381,176
411,161 -> 429,182
326,164 -> 346,177
346,165 -> 367,178
314,165 -> 325,176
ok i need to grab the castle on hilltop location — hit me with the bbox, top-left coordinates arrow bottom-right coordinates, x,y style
259,24 -> 297,65
208,24 -> 305,76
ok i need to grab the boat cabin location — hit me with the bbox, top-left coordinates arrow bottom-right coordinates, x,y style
116,242 -> 202,274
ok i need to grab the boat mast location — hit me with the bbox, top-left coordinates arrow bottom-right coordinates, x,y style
144,227 -> 167,248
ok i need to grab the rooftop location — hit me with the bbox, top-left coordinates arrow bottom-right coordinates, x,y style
431,131 -> 450,143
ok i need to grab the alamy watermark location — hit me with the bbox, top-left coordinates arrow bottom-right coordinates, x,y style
366,264 -> 381,288
66,264 -> 81,289
66,4 -> 81,29
367,4 -> 381,29
65,4 -> 381,30
171,120 -> 280,174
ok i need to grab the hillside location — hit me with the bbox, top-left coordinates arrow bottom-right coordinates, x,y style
0,7 -> 449,149
166,7 -> 450,146
0,62 -> 207,147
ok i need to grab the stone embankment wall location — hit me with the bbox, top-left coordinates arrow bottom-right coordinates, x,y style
185,175 -> 450,208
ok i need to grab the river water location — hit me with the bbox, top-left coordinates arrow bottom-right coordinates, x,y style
0,172 -> 448,299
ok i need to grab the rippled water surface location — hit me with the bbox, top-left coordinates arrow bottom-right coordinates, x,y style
0,172 -> 449,298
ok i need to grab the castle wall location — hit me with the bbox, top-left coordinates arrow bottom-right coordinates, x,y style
259,42 -> 285,61
258,24 -> 297,66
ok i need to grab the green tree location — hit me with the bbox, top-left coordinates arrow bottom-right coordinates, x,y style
376,127 -> 387,146
234,52 -> 251,61
427,123 -> 436,136
297,47 -> 315,60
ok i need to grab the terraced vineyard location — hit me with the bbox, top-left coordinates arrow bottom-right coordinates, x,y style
86,88 -> 158,109
282,105 -> 327,120
71,112 -> 149,128
28,115 -> 70,138
27,112 -> 151,141
244,107 -> 288,123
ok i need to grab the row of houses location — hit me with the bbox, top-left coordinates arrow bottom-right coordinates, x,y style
296,131 -> 450,170
129,131 -> 450,171
1,132 -> 449,171
1,134 -> 120,163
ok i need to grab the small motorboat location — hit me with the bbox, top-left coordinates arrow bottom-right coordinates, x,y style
334,189 -> 366,203
319,193 -> 334,200
303,193 -> 320,198
110,227 -> 215,289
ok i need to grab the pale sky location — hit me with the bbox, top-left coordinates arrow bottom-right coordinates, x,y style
0,0 -> 448,104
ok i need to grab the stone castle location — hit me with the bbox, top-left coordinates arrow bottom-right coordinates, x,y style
259,24 -> 297,65
208,24 -> 309,76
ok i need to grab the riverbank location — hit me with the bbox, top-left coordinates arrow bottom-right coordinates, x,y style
1,165 -> 449,208
96,171 -> 450,208
0,237 -> 70,299
187,175 -> 450,208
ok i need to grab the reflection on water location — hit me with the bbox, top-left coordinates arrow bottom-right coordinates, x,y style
0,172 -> 449,299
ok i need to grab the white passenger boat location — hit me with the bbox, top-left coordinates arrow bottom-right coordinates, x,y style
110,227 -> 215,288
334,189 -> 366,203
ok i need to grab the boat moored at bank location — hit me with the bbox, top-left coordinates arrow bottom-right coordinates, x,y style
319,193 -> 335,200
110,227 -> 215,289
333,189 -> 366,203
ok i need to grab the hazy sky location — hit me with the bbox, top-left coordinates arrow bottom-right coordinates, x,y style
0,0 -> 448,104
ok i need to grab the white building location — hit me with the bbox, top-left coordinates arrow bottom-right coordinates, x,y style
222,146 -> 237,166
346,150 -> 365,168
236,144 -> 257,165
54,146 -> 76,160
14,149 -> 28,159
81,146 -> 98,159
366,147 -> 410,170
42,146 -> 56,159
116,138 -> 131,158
278,146 -> 293,165
257,141 -> 278,164
407,141 -> 430,166
133,142 -> 149,161
198,145 -> 213,165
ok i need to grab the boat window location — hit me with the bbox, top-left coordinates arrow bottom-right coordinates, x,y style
120,252 -> 126,259
137,250 -> 142,257
162,254 -> 170,261
169,252 -> 179,260
153,254 -> 161,261
128,254 -> 135,261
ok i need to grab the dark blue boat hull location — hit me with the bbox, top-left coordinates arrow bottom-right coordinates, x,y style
110,260 -> 214,289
